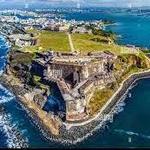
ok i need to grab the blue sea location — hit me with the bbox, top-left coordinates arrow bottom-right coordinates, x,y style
1,8 -> 150,148
64,9 -> 150,49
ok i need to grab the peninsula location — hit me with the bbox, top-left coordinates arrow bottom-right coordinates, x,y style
0,10 -> 150,143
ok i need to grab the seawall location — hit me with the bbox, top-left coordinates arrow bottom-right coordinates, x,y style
1,69 -> 150,145
65,69 -> 150,127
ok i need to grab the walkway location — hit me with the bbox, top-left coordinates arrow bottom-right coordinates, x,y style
67,32 -> 75,52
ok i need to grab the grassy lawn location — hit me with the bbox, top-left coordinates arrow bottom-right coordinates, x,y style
23,30 -> 150,60
24,29 -> 127,55
87,65 -> 143,116
71,33 -> 123,55
87,88 -> 114,116
24,30 -> 70,53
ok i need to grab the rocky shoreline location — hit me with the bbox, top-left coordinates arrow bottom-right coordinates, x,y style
1,69 -> 150,145
0,74 -> 63,143
1,27 -> 150,145
0,73 -> 62,131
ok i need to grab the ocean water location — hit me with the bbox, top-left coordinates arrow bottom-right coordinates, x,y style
1,9 -> 150,148
0,36 -> 57,148
64,9 -> 150,49
76,79 -> 150,148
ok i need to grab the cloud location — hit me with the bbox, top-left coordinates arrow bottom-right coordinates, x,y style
0,0 -> 150,7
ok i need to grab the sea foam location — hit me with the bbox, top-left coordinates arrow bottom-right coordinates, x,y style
0,87 -> 28,148
0,112 -> 28,148
114,129 -> 150,140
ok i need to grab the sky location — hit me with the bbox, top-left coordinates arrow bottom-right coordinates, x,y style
0,0 -> 150,8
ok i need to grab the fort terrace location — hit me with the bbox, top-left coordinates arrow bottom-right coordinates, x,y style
31,51 -> 117,122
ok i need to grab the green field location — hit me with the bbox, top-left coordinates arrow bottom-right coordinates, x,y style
24,29 -> 135,55
87,88 -> 114,116
19,30 -> 150,74
71,33 -> 123,55
24,30 -> 70,53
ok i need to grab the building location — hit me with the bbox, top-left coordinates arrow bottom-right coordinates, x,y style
59,24 -> 70,32
31,51 -> 116,122
9,34 -> 37,47
72,26 -> 92,34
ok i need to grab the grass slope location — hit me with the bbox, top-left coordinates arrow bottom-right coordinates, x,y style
71,33 -> 123,55
24,30 -> 70,53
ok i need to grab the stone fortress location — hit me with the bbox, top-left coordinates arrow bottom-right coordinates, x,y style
31,51 -> 117,122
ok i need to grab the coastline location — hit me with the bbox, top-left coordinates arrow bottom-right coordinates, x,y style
0,25 -> 150,145
0,74 -> 62,133
1,68 -> 150,145
0,75 -> 63,143
1,8 -> 150,148
64,69 -> 150,128
0,36 -> 63,144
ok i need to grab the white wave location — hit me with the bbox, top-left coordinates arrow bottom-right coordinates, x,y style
0,84 -> 14,97
21,129 -> 28,135
0,70 -> 3,76
0,45 -> 7,49
114,129 -> 150,140
0,56 -> 6,59
129,82 -> 138,90
114,22 -> 122,26
0,36 -> 5,41
15,106 -> 25,111
0,84 -> 15,104
0,112 -> 28,148
0,37 -> 9,74
114,129 -> 139,136
3,90 -> 14,97
0,97 -> 13,104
